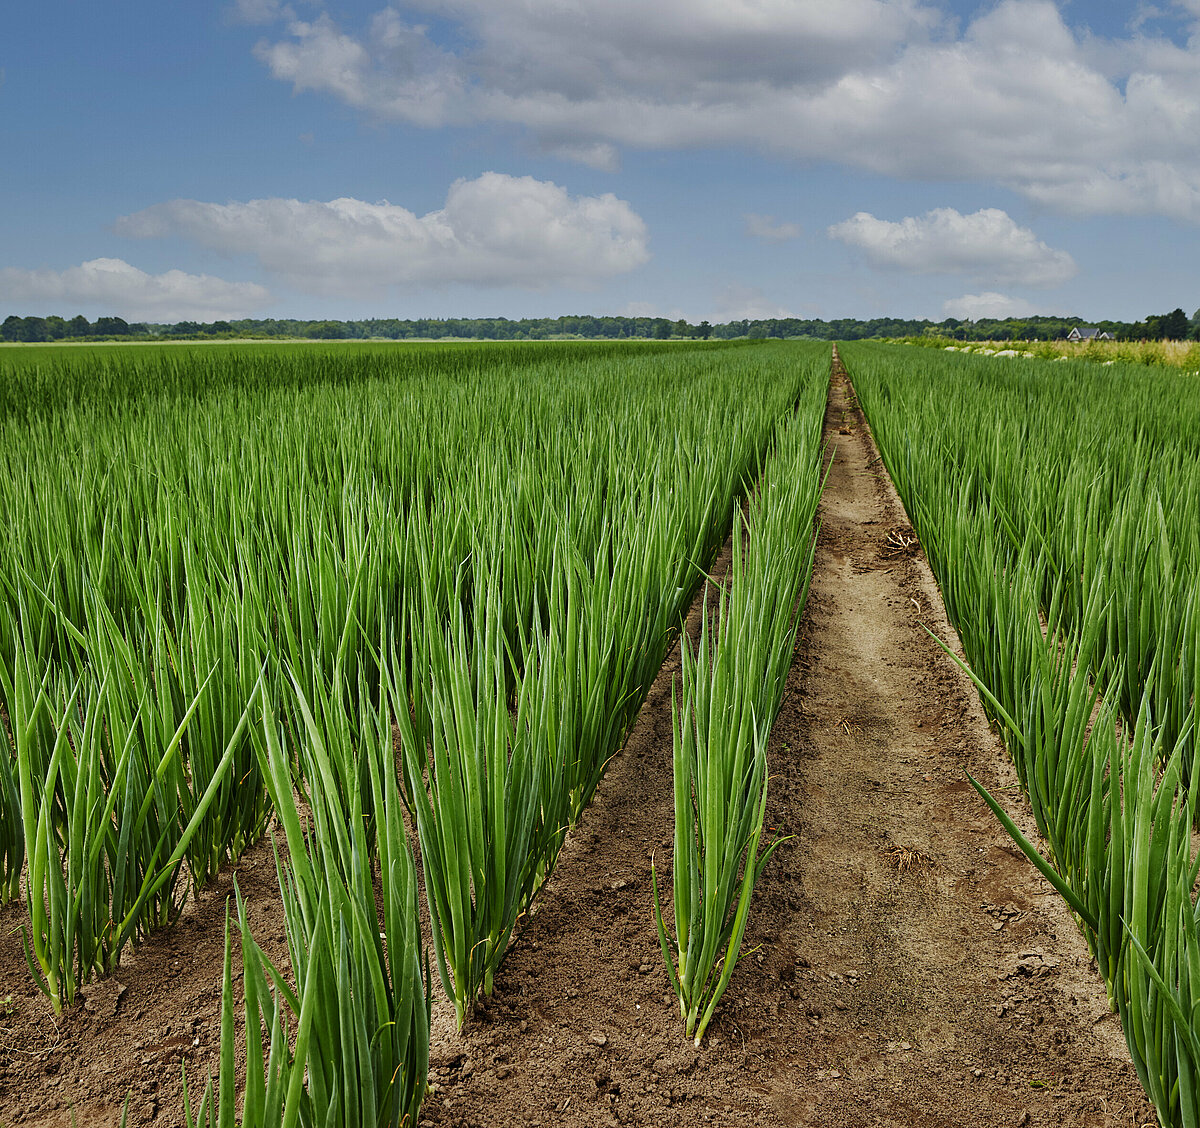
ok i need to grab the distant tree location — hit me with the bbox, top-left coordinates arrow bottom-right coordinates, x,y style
1141,310 -> 1190,340
66,315 -> 91,337
698,320 -> 712,340
1,315 -> 24,342
93,316 -> 131,336
1162,308 -> 1190,340
20,316 -> 49,342
672,318 -> 690,338
44,316 -> 68,339
171,321 -> 201,335
305,320 -> 347,339
653,318 -> 671,339
209,320 -> 233,335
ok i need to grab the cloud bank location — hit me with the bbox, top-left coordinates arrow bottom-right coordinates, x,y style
712,284 -> 794,322
246,0 -> 1200,221
118,173 -> 649,295
828,207 -> 1077,286
0,258 -> 272,321
942,292 -> 1039,320
744,214 -> 802,243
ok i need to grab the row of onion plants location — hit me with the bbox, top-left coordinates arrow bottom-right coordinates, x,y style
843,342 -> 1200,772
184,669 -> 429,1128
844,341 -> 1200,1128
654,377 -> 826,1045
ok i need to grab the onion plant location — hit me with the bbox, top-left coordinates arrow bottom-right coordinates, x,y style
654,400 -> 824,1045
389,577 -> 563,1029
5,634 -> 262,1013
186,677 -> 429,1128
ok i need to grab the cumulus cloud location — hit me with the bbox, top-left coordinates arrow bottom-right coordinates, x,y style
828,207 -> 1076,286
942,292 -> 1039,320
255,10 -> 465,128
228,0 -> 293,25
619,301 -> 688,320
711,284 -> 794,322
117,173 -> 648,295
245,0 -> 1200,221
744,214 -> 802,243
0,258 -> 272,321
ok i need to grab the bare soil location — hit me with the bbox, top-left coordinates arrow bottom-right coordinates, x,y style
0,349 -> 1153,1128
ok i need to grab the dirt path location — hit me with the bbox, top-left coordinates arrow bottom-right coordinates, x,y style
0,348 -> 1153,1128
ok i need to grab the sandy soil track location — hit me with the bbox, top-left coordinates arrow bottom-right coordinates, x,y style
0,348 -> 1152,1128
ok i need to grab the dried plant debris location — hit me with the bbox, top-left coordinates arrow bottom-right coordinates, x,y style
884,843 -> 934,872
882,528 -> 919,557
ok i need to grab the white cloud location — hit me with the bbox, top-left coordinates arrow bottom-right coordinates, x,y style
744,214 -> 802,243
247,0 -> 1200,221
116,173 -> 649,295
0,258 -> 272,321
619,301 -> 688,321
828,207 -> 1076,287
942,292 -> 1038,320
711,284 -> 793,322
254,10 -> 465,129
256,1 -> 935,115
229,0 -> 293,24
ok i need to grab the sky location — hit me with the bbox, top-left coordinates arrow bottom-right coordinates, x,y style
3,1 -> 1200,324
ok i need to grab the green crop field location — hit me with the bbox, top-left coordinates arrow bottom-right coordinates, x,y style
0,339 -> 829,1126
6,337 -> 1200,1127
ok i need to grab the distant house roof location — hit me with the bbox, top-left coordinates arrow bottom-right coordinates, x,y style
1067,326 -> 1112,340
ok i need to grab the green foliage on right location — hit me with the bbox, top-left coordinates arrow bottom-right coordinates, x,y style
844,340 -> 1200,1128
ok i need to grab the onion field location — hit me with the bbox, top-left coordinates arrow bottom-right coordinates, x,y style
845,341 -> 1200,1128
0,339 -> 829,1126
5,336 -> 1199,1127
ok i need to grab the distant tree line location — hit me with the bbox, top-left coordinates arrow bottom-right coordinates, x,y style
4,309 -> 1200,343
0,314 -> 150,341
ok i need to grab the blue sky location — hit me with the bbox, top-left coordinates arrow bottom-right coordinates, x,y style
3,1 -> 1200,324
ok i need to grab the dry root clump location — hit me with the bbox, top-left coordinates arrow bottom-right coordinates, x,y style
884,844 -> 933,872
883,528 -> 919,558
